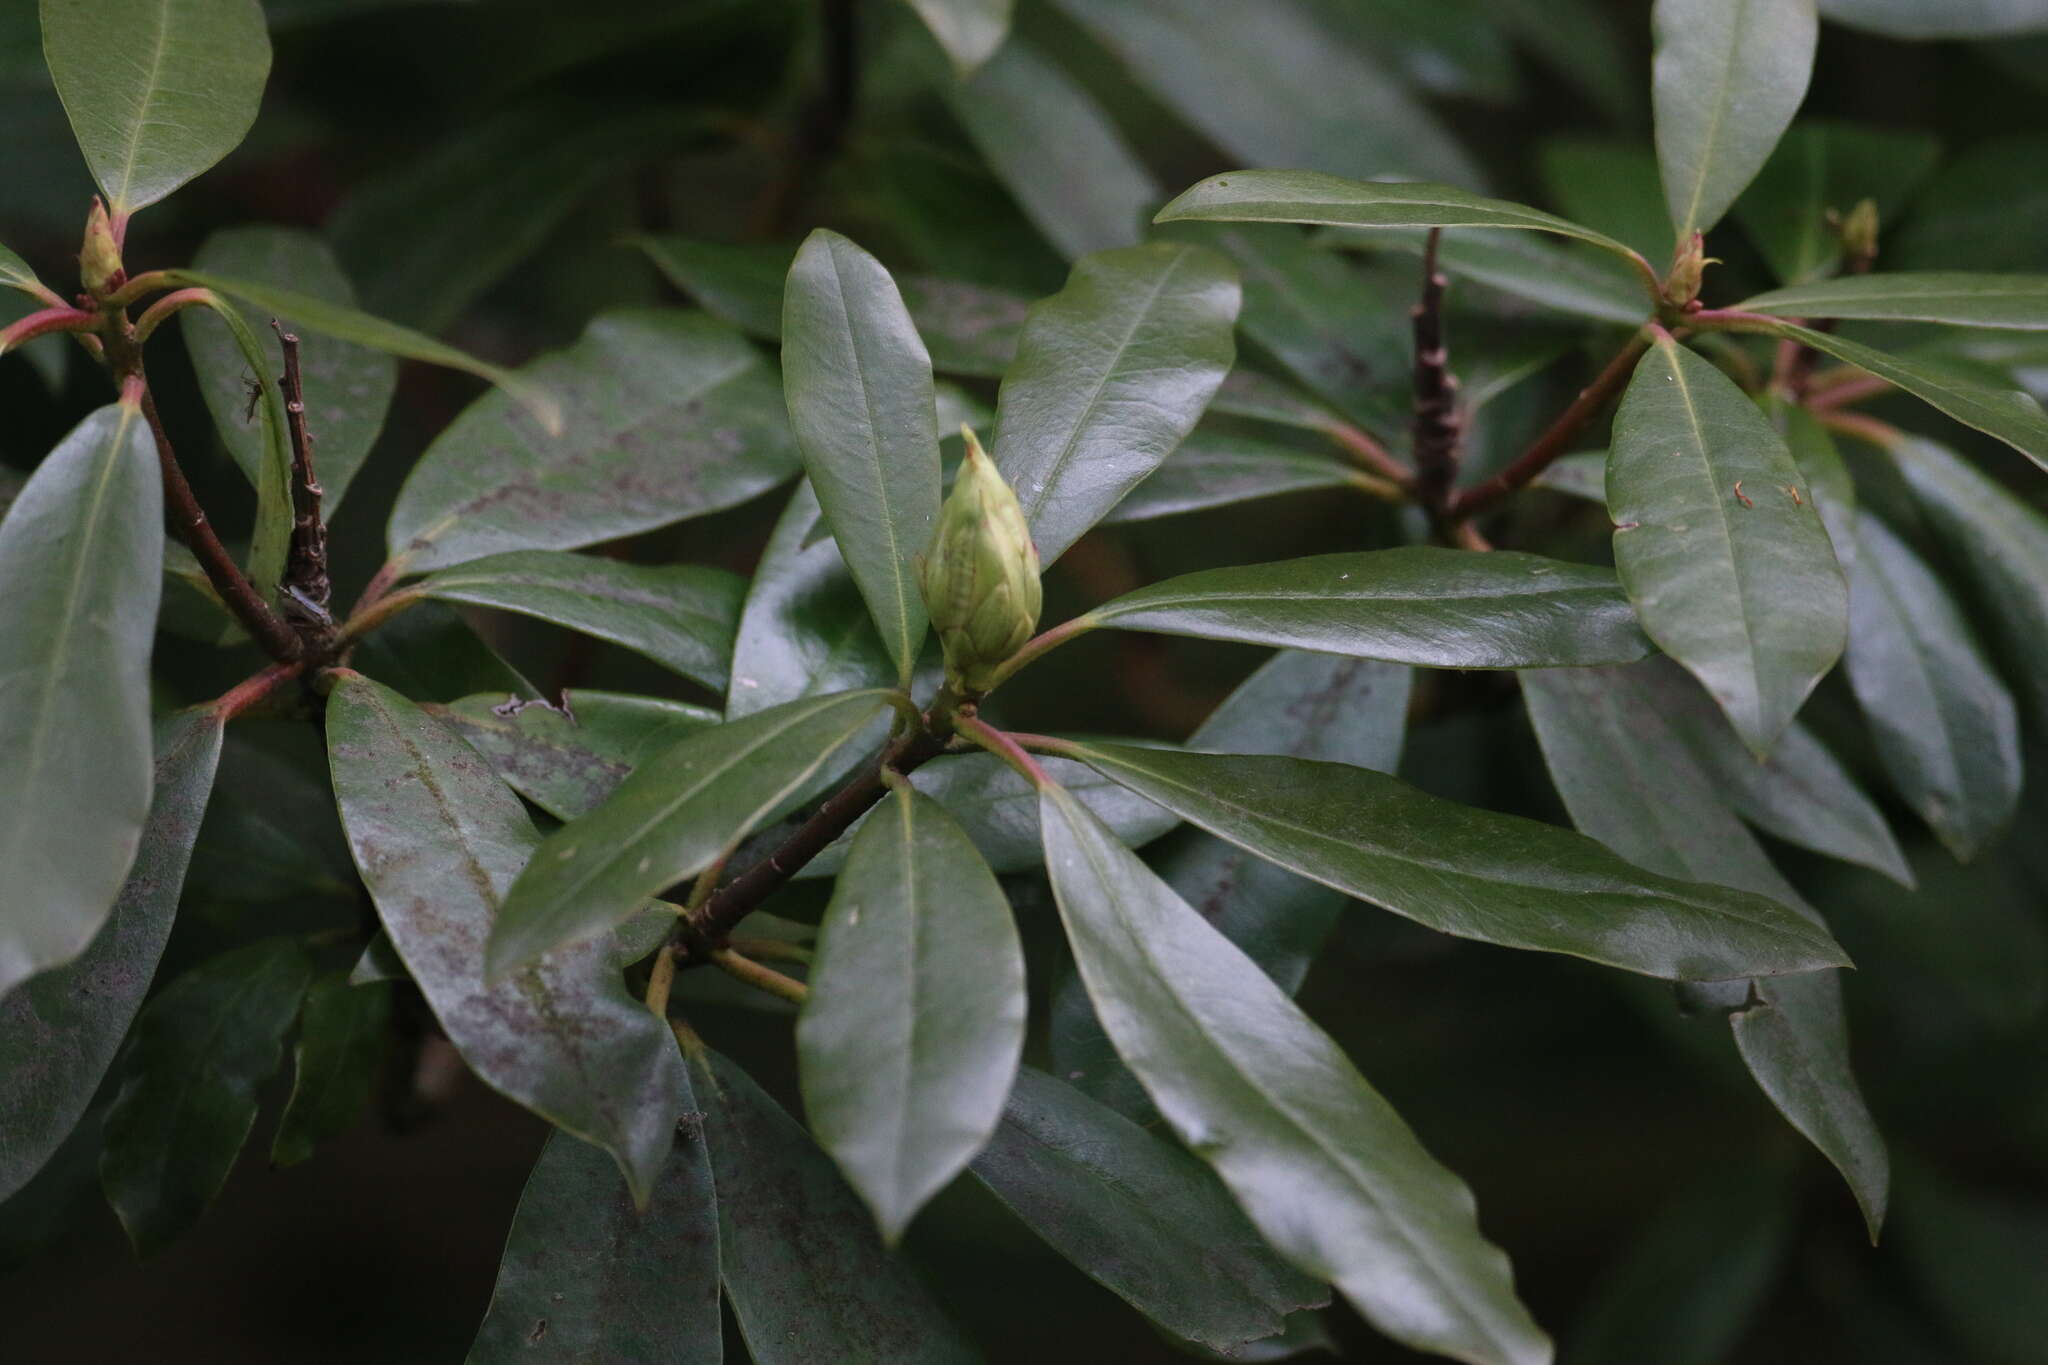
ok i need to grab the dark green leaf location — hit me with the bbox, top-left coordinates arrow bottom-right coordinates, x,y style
1776,400 -> 1857,564
1538,137 -> 1672,263
168,269 -> 560,432
1651,0 -> 1817,240
1101,433 -> 1361,524
900,276 -> 1032,378
1324,226 -> 1651,325
325,674 -> 690,1204
411,551 -> 744,692
1086,548 -> 1652,669
1039,786 -> 1549,1365
782,230 -> 942,682
42,0 -> 271,213
1609,334 -> 1846,755
1843,516 -> 2020,859
1533,450 -> 1607,502
700,1051 -> 978,1363
1157,171 -> 1643,262
944,37 -> 1159,259
798,788 -> 1024,1242
469,1111 -> 719,1364
1521,663 -> 1886,1237
1731,121 -> 1940,284
637,237 -> 789,340
350,932 -> 406,987
1741,273 -> 2048,329
430,690 -> 720,822
1894,436 -> 2048,730
0,710 -> 222,1204
99,938 -> 313,1254
385,310 -> 796,573
1892,134 -> 2048,272
1054,0 -> 1479,186
1492,0 -> 1640,123
728,482 -> 897,720
1064,741 -> 1850,980
904,0 -> 1012,74
183,227 -> 396,513
1818,0 -> 2048,38
0,403 -> 162,999
1894,1165 -> 2048,1365
491,691 -> 891,977
350,598 -> 535,704
991,243 -> 1239,564
186,734 -> 356,906
270,973 -> 391,1168
970,1066 -> 1326,1352
1207,368 -> 1346,433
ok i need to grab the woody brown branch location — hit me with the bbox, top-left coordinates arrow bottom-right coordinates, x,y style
273,322 -> 333,644
1409,228 -> 1462,516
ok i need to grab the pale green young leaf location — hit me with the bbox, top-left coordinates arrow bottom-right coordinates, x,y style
42,0 -> 271,213
1608,335 -> 1847,755
992,243 -> 1239,564
1651,0 -> 1818,241
799,788 -> 1025,1243
1040,786 -> 1550,1365
0,403 -> 162,1001
325,674 -> 691,1205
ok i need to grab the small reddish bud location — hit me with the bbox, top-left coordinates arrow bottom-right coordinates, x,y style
78,198 -> 125,299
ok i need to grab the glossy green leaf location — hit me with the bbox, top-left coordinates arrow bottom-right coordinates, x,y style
185,734 -> 356,906
42,0 -> 271,214
412,551 -> 744,692
430,691 -> 720,822
970,1066 -> 1326,1352
1609,335 -> 1847,755
904,0 -> 1011,74
183,227 -> 397,513
1842,516 -> 2020,860
1538,138 -> 1672,263
1776,400 -> 1857,564
991,243 -> 1239,564
1627,656 -> 1910,886
1325,226 -> 1651,325
1040,786 -> 1549,1365
0,403 -> 163,1000
325,674 -> 690,1204
0,710 -> 221,1205
1087,548 -> 1652,669
1521,664 -> 1887,1237
491,691 -> 891,977
1065,742 -> 1849,981
99,937 -> 313,1255
782,230 -> 942,683
1157,171 -> 1642,263
798,788 -> 1024,1243
168,269 -> 560,433
385,310 -> 796,573
636,237 -> 789,341
1818,0 -> 2048,37
1207,368 -> 1345,433
1731,122 -> 1940,284
728,482 -> 897,720
348,598 -> 535,704
700,1051 -> 978,1363
901,276 -> 1032,378
1054,0 -> 1479,186
269,973 -> 390,1169
1101,433 -> 1360,524
1742,272 -> 2048,329
944,36 -> 1159,260
1651,0 -> 1817,241
1759,321 -> 2048,471
1894,437 -> 2048,729
469,1113 -> 720,1364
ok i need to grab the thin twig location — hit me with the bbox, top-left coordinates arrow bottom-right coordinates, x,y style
1807,373 -> 1893,411
1449,330 -> 1652,519
954,714 -> 1051,788
708,948 -> 810,1005
273,322 -> 332,636
1816,409 -> 1902,449
1409,228 -> 1462,514
210,659 -> 307,721
1326,421 -> 1414,487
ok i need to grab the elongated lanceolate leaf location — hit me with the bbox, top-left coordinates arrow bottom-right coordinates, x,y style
325,674 -> 690,1204
0,403 -> 163,1000
167,269 -> 559,433
1740,273 -> 2048,329
1818,0 -> 2048,38
1731,122 -> 1941,285
1609,334 -> 1846,755
469,1108 -> 719,1364
99,938 -> 313,1255
1843,517 -> 2020,860
992,244 -> 1239,564
1521,663 -> 1887,1237
1040,787 -> 1550,1365
412,551 -> 744,692
782,231 -> 942,682
1651,0 -> 1817,240
1101,434 -> 1360,525
42,0 -> 271,213
799,788 -> 1024,1243
1086,548 -> 1652,669
1539,138 -> 1672,263
0,710 -> 222,1205
270,973 -> 390,1168
491,691 -> 891,977
1325,226 -> 1652,325
1065,742 -> 1849,981
701,1052 -> 979,1363
386,310 -> 796,572
430,691 -> 720,822
970,1066 -> 1327,1353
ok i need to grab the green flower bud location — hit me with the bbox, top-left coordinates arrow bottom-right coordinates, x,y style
78,197 -> 124,299
1837,197 -> 1880,269
920,426 -> 1042,693
1661,231 -> 1718,309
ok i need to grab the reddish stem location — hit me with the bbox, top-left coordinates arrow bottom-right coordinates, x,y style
1448,330 -> 1652,519
1,307 -> 97,352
